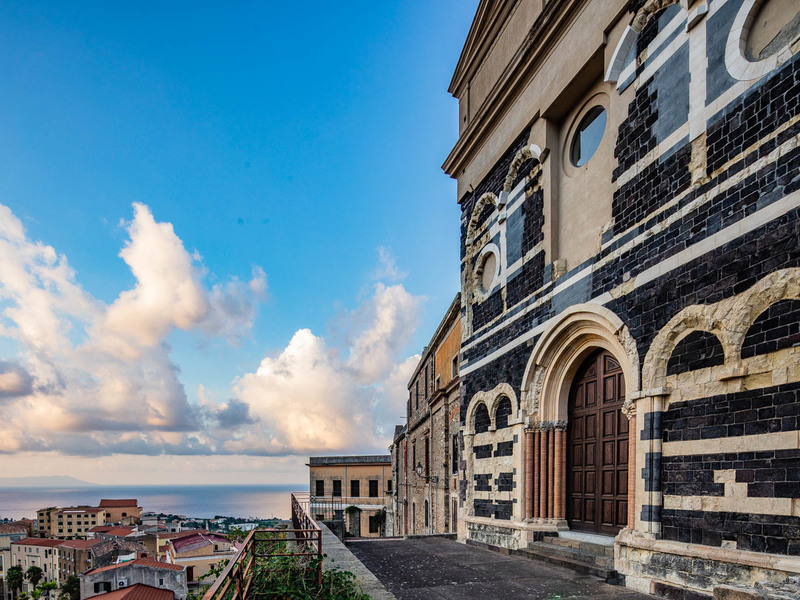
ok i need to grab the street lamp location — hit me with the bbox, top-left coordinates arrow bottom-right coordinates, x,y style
414,462 -> 438,534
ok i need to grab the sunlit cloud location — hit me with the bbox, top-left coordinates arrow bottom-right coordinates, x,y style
0,202 -> 421,461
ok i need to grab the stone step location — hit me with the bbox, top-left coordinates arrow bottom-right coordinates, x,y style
540,534 -> 615,557
512,541 -> 618,583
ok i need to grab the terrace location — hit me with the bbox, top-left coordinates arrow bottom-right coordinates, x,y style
202,493 -> 386,600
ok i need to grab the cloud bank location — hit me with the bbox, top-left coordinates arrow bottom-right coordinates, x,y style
0,204 -> 420,459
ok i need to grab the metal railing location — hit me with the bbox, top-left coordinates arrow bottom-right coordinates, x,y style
202,493 -> 323,600
296,492 -> 344,523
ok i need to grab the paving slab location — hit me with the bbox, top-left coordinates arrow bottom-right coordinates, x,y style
347,537 -> 657,600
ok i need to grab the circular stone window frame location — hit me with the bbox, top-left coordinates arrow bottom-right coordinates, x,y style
726,0 -> 799,81
473,243 -> 500,302
562,92 -> 610,178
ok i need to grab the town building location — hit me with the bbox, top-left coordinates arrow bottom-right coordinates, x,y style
90,583 -> 174,600
37,506 -> 103,539
162,532 -> 235,587
99,500 -> 142,526
154,531 -> 208,562
307,456 -> 392,537
80,558 -> 187,600
392,294 -> 462,537
58,539 -> 103,585
442,0 -> 800,598
0,523 -> 29,600
10,538 -> 62,589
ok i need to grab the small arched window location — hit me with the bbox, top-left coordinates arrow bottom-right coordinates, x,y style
495,397 -> 513,429
474,403 -> 491,433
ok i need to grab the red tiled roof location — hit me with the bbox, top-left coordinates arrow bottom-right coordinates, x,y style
59,539 -> 102,549
88,558 -> 184,575
101,527 -> 135,537
157,529 -> 207,541
170,533 -> 229,555
12,538 -> 62,547
93,584 -> 173,600
89,526 -> 115,533
100,499 -> 139,508
0,524 -> 28,534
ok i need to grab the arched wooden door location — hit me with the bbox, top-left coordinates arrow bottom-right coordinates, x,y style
567,350 -> 628,535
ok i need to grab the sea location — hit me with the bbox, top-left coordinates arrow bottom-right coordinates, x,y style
0,484 -> 302,521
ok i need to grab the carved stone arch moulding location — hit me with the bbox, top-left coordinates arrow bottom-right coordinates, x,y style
465,382 -> 518,434
521,304 -> 640,424
642,268 -> 800,390
465,192 -> 498,249
728,268 -> 800,356
606,0 -> 684,83
501,144 -> 545,203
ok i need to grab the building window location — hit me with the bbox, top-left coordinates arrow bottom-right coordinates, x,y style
452,356 -> 458,378
452,435 -> 458,474
424,366 -> 429,399
415,380 -> 419,410
369,480 -> 379,498
332,480 -> 342,497
387,479 -> 393,493
412,443 -> 416,472
158,578 -> 164,587
315,480 -> 325,497
351,480 -> 360,498
412,503 -> 416,535
570,105 -> 606,167
424,500 -> 429,528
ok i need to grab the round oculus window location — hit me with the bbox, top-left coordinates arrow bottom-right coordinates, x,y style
745,0 -> 800,61
478,251 -> 497,294
570,106 -> 607,167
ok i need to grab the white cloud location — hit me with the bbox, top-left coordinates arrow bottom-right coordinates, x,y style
0,202 -> 422,463
224,281 -> 423,456
0,202 -> 266,455
372,246 -> 407,282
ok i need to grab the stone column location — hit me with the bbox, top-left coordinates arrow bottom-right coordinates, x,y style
525,430 -> 534,519
539,429 -> 548,519
534,429 -> 541,518
631,388 -> 668,537
547,428 -> 555,519
554,427 -> 566,521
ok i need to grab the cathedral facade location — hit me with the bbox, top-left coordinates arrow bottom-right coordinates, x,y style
443,0 -> 800,596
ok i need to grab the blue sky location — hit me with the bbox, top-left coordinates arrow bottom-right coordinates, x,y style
0,1 -> 477,485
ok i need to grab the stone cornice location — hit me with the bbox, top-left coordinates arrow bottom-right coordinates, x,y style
443,0 -> 589,187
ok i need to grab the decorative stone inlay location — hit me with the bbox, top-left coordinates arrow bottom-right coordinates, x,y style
643,268 -> 800,390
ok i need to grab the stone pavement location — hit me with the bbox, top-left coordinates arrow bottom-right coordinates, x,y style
347,536 -> 656,600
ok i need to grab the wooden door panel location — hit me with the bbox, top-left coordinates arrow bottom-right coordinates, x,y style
567,351 -> 629,535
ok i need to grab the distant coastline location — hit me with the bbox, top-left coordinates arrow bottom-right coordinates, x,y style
0,475 -> 98,488
0,483 -> 303,521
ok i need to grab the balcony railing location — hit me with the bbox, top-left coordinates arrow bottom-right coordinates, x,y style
202,493 -> 323,600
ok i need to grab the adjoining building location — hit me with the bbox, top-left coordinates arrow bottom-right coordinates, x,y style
307,456 -> 392,537
392,294 -> 462,537
80,558 -> 187,600
442,0 -> 800,598
1,523 -> 29,600
37,507 -> 103,540
89,583 -> 174,600
162,532 -> 235,587
99,500 -> 142,526
58,539 -> 103,585
10,538 -> 62,590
